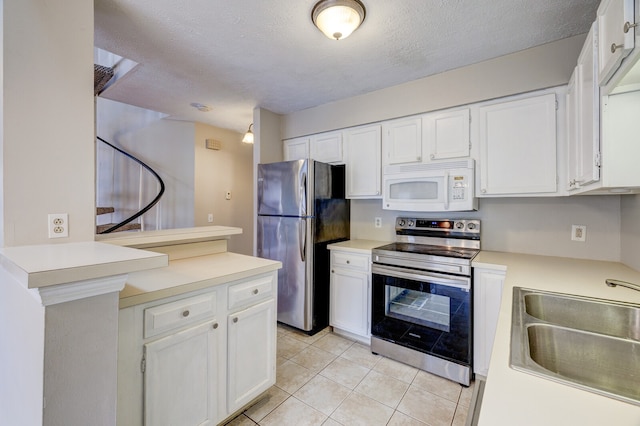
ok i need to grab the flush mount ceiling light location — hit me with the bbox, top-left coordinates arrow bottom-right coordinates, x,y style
190,102 -> 212,112
242,123 -> 254,144
312,0 -> 366,40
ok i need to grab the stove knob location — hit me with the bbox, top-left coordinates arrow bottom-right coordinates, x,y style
398,219 -> 406,226
455,221 -> 465,229
467,222 -> 476,230
408,220 -> 414,227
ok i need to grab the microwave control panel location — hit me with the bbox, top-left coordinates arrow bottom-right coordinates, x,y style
450,175 -> 469,200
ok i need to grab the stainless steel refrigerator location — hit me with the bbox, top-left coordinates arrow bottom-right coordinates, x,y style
257,159 -> 350,334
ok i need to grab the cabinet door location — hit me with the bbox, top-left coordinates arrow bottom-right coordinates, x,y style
283,137 -> 310,161
311,131 -> 343,163
473,270 -> 505,377
330,268 -> 370,338
566,69 -> 580,191
577,26 -> 601,187
383,117 -> 422,165
144,321 -> 219,426
344,124 -> 382,198
478,93 -> 557,196
227,298 -> 276,413
597,0 -> 635,85
425,108 -> 470,160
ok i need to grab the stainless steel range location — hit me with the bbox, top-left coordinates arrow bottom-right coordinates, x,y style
371,217 -> 480,386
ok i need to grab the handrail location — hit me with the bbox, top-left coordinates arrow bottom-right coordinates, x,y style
96,136 -> 165,234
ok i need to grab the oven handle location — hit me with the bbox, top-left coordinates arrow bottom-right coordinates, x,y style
372,264 -> 471,291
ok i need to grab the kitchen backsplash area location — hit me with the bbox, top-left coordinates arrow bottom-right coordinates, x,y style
350,194 -> 622,262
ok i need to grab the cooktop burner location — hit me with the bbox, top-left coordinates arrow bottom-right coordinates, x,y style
374,242 -> 479,260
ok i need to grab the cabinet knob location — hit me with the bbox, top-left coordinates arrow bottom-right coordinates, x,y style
430,154 -> 435,160
212,323 -> 219,329
182,310 -> 190,317
481,189 -> 486,194
611,43 -> 624,53
624,21 -> 638,33
417,156 -> 421,161
253,289 -> 259,295
233,317 -> 238,323
346,260 -> 350,264
331,270 -> 335,273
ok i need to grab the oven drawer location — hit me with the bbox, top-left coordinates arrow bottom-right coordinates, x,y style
331,251 -> 370,272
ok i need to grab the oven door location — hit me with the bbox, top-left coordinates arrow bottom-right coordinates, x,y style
371,264 -> 472,366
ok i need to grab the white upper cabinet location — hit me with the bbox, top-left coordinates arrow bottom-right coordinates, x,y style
283,137 -> 310,161
424,108 -> 471,161
478,91 -> 558,196
567,24 -> 601,192
310,131 -> 343,164
597,0 -> 636,85
382,117 -> 423,165
344,124 -> 382,198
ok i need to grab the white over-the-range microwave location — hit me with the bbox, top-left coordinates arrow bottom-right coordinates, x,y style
382,159 -> 477,212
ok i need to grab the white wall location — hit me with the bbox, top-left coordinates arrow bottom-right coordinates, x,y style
0,269 -> 45,425
282,35 -> 585,139
194,123 -> 254,255
3,0 -> 95,246
97,98 -> 195,231
43,293 -> 120,425
351,196 -> 621,261
621,194 -> 640,271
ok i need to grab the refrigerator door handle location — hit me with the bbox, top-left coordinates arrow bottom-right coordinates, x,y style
300,171 -> 307,215
298,219 -> 306,262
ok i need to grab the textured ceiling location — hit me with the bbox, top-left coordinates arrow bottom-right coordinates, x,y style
94,0 -> 600,133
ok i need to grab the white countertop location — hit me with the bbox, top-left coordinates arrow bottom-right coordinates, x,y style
120,252 -> 281,308
96,225 -> 242,248
473,251 -> 640,425
0,242 -> 167,289
327,239 -> 389,253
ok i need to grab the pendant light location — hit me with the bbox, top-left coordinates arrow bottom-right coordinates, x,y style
312,0 -> 366,41
242,123 -> 254,144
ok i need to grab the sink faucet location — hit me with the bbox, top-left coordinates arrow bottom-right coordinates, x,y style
605,278 -> 640,293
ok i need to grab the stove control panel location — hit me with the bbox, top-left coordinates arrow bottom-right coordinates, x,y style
396,218 -> 480,235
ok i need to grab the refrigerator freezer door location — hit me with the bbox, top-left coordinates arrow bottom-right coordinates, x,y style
257,215 -> 313,330
257,160 -> 310,217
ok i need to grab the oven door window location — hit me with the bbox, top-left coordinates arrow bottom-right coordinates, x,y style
386,286 -> 450,332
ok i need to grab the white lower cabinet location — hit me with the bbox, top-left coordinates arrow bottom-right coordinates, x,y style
144,321 -> 219,426
473,268 -> 505,378
329,249 -> 371,344
117,271 -> 277,426
227,299 -> 276,413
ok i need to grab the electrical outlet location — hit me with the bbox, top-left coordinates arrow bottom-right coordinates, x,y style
571,224 -> 586,242
225,191 -> 232,200
207,213 -> 214,223
48,213 -> 68,238
374,217 -> 382,228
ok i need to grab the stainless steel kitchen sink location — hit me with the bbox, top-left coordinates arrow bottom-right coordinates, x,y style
510,287 -> 640,406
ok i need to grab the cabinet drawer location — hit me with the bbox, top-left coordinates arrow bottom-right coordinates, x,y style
331,251 -> 370,272
228,275 -> 274,311
144,292 -> 217,339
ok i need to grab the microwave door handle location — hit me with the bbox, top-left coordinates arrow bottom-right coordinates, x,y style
443,171 -> 450,210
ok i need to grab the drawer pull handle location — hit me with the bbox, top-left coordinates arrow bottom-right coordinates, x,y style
182,310 -> 190,317
624,21 -> 638,33
611,43 -> 624,53
233,317 -> 238,323
212,323 -> 219,330
253,289 -> 259,295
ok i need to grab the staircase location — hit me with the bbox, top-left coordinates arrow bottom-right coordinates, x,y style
95,64 -> 165,235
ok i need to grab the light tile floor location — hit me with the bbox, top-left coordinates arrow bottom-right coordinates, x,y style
225,325 -> 475,426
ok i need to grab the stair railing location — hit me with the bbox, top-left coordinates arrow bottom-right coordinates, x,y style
96,136 -> 165,234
